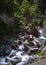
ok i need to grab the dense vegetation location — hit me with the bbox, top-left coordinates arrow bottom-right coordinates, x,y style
0,0 -> 46,38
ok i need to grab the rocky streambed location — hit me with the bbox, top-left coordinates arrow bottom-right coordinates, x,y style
0,27 -> 46,65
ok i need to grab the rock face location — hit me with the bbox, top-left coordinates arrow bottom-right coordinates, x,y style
0,39 -> 12,56
0,14 -> 14,27
29,59 -> 46,65
0,45 -> 11,56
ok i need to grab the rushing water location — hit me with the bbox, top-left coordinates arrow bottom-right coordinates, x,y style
38,28 -> 46,49
0,47 -> 35,65
0,28 -> 46,65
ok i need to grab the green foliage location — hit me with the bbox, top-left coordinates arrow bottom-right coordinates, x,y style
0,0 -> 46,37
0,0 -> 14,16
29,0 -> 38,16
14,1 -> 21,17
38,0 -> 46,15
11,62 -> 16,65
29,5 -> 37,16
16,0 -> 23,5
35,50 -> 45,56
21,0 -> 29,14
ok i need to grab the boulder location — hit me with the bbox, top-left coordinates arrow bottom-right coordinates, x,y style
29,59 -> 46,65
0,45 -> 11,56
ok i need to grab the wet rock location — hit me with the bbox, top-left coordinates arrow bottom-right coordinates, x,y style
33,37 -> 40,43
0,38 -> 13,56
10,39 -> 24,50
29,35 -> 34,41
24,44 -> 29,52
19,35 -> 25,40
30,26 -> 39,37
23,38 -> 40,54
33,37 -> 41,48
23,40 -> 29,46
28,48 -> 38,54
29,59 -> 46,65
10,40 -> 19,49
0,45 -> 11,56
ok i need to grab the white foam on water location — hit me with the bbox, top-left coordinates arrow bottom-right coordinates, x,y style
9,50 -> 16,56
16,51 -> 34,65
38,28 -> 46,44
7,56 -> 17,61
16,62 -> 25,65
18,44 -> 24,50
16,51 -> 23,58
16,54 -> 34,65
39,36 -> 46,40
0,62 -> 11,65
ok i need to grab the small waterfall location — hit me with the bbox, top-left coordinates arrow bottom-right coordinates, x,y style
0,26 -> 46,65
38,28 -> 46,49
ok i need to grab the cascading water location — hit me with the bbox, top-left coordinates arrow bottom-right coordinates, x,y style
38,28 -> 46,49
0,26 -> 46,65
